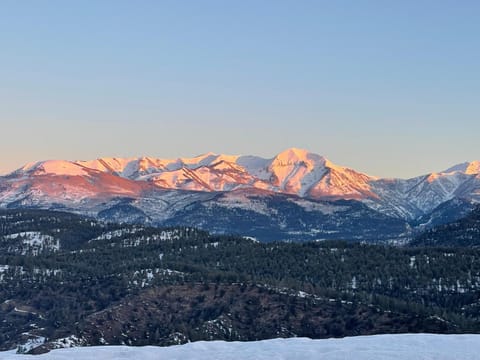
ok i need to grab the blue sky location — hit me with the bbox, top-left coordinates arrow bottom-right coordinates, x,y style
1,0 -> 479,177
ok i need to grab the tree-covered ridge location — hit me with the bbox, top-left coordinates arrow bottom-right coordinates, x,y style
0,209 -> 479,353
411,205 -> 480,247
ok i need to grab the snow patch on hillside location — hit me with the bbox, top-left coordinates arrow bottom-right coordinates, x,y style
3,232 -> 59,254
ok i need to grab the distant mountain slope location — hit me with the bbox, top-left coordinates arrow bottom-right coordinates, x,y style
159,190 -> 409,242
411,206 -> 480,247
1,148 -> 479,242
413,198 -> 476,228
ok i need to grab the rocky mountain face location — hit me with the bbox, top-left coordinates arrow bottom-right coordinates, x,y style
0,148 -> 478,242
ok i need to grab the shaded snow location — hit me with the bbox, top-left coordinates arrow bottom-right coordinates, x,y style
2,334 -> 480,359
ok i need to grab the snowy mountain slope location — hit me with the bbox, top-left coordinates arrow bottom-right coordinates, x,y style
368,168 -> 480,218
159,189 -> 409,242
4,149 -> 479,218
3,335 -> 480,360
0,169 -> 151,212
444,161 -> 480,175
2,148 -> 378,199
412,197 -> 477,228
0,149 -> 479,240
0,184 -> 406,242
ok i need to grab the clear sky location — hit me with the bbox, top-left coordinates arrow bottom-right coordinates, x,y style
1,0 -> 479,178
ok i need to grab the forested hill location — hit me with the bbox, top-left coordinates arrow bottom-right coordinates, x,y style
411,206 -> 480,247
1,209 -> 480,354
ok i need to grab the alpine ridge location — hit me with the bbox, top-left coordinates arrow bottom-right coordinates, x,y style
1,148 -> 479,242
3,148 -> 382,200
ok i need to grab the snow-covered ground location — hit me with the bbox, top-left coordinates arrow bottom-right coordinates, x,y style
2,334 -> 480,359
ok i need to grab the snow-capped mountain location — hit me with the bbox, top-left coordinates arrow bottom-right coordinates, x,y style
10,148 -> 376,198
1,148 -> 479,242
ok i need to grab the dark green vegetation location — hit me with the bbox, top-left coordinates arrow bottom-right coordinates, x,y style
411,206 -> 480,247
0,209 -> 480,353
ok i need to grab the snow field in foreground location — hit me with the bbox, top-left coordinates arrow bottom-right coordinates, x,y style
2,334 -> 480,360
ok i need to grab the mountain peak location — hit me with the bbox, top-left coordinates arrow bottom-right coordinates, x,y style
17,160 -> 91,177
272,148 -> 325,166
443,161 -> 480,175
277,147 -> 312,157
281,147 -> 310,157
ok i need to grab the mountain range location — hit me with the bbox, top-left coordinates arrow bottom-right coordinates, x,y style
1,148 -> 479,242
